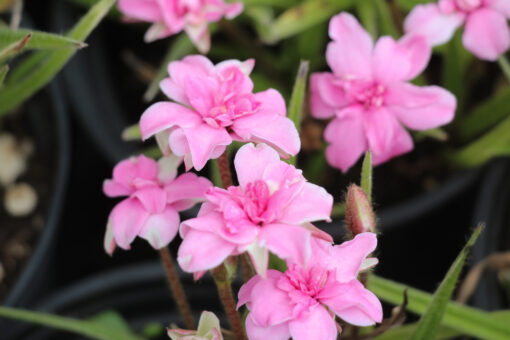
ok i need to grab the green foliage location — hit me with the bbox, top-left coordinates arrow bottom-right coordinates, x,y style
409,227 -> 482,340
0,27 -> 86,53
287,60 -> 309,166
0,0 -> 116,116
361,151 -> 372,201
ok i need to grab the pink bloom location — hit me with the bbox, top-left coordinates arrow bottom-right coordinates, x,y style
117,0 -> 243,53
237,233 -> 383,340
140,56 -> 300,171
404,0 -> 510,61
310,13 -> 456,172
168,311 -> 223,340
103,154 -> 212,254
177,143 -> 333,278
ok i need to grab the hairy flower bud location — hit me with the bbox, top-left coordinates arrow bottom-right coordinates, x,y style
345,184 -> 375,235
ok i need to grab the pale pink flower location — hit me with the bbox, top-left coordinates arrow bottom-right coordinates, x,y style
103,154 -> 212,254
177,143 -> 333,278
237,233 -> 383,340
404,0 -> 510,61
310,13 -> 456,172
140,56 -> 300,171
117,0 -> 243,53
168,311 -> 223,340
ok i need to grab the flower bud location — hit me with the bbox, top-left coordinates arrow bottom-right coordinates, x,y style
345,184 -> 375,235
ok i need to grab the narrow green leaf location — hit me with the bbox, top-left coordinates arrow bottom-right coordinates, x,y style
360,151 -> 372,201
368,271 -> 510,339
0,64 -> 8,86
265,0 -> 353,43
498,55 -> 510,84
287,60 -> 309,166
0,0 -> 116,116
0,32 -> 31,60
409,226 -> 482,340
356,0 -> 377,39
451,113 -> 510,167
241,0 -> 297,8
0,307 -> 143,340
144,33 -> 195,102
121,123 -> 141,141
0,27 -> 87,51
441,31 -> 472,108
457,87 -> 510,143
375,311 -> 510,340
394,0 -> 434,12
414,128 -> 448,142
374,0 -> 399,38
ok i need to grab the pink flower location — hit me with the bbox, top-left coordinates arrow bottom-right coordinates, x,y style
310,13 -> 456,172
117,0 -> 243,53
404,0 -> 510,61
140,56 -> 300,171
237,233 -> 383,340
177,143 -> 333,278
103,154 -> 212,254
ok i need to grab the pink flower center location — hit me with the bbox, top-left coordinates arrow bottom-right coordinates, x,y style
232,180 -> 272,225
202,68 -> 261,128
354,83 -> 386,110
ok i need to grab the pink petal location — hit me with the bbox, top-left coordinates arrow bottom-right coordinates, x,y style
215,58 -> 255,76
156,154 -> 181,184
329,232 -> 378,282
288,305 -> 337,340
249,270 -> 294,327
398,34 -> 431,81
180,210 -> 225,237
182,123 -> 232,171
165,173 -> 212,209
118,0 -> 162,22
168,128 -> 190,157
463,8 -> 510,61
326,13 -> 373,80
110,198 -> 150,250
253,89 -> 286,116
259,224 -> 311,267
364,108 -> 413,165
103,220 -> 116,255
133,187 -> 167,214
103,179 -> 132,197
185,23 -> 210,54
233,143 -> 280,188
489,0 -> 510,18
177,229 -> 236,273
232,113 -> 300,159
279,183 -> 333,225
246,314 -> 290,340
160,78 -> 188,106
108,155 -> 158,194
309,73 -> 350,119
385,83 -> 456,130
323,107 -> 368,173
320,280 -> 383,326
224,2 -> 244,19
237,270 -> 285,308
244,242 -> 269,278
403,3 -> 465,46
139,102 -> 201,140
138,207 -> 180,249
144,22 -> 173,43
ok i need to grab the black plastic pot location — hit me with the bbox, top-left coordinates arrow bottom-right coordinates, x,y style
469,158 -> 510,310
0,78 -> 71,333
8,261 -> 224,340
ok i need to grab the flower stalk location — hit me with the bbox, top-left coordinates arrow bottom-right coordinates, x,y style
217,151 -> 233,188
159,247 -> 196,330
498,55 -> 510,83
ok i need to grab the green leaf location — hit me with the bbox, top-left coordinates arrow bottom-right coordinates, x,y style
361,151 -> 372,201
242,0 -> 297,8
414,128 -> 448,142
0,64 -> 8,86
457,87 -> 510,143
451,113 -> 510,167
498,55 -> 510,83
121,123 -> 141,141
356,0 -> 377,39
441,31 -> 472,108
264,0 -> 353,43
409,226 -> 482,340
368,270 -> 510,339
0,32 -> 31,61
0,27 -> 86,52
0,0 -> 116,116
374,0 -> 399,38
375,311 -> 510,340
394,0 -> 434,12
287,60 -> 309,166
0,307 -> 143,340
144,33 -> 195,102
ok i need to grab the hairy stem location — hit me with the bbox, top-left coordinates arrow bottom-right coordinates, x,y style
217,151 -> 233,188
240,253 -> 255,282
159,247 -> 195,329
211,264 -> 246,340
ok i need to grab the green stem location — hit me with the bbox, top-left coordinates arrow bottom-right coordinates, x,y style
498,55 -> 510,83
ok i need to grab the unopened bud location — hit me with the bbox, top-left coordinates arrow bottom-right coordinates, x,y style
345,184 -> 375,235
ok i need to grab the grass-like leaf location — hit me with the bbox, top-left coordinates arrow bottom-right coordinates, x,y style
361,151 -> 372,201
0,64 -> 9,86
287,60 -> 309,166
0,0 -> 116,116
0,27 -> 86,52
0,307 -> 143,340
408,226 -> 482,340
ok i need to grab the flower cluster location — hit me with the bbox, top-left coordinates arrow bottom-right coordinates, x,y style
118,0 -> 243,53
